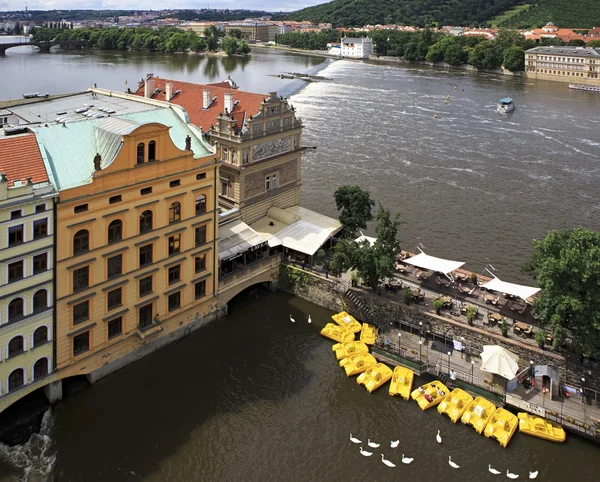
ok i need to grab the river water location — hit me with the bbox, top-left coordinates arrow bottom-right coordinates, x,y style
1,39 -> 599,481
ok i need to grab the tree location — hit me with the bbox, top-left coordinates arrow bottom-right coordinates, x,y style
222,37 -> 239,56
588,40 -> 600,48
444,43 -> 465,65
521,227 -> 600,356
238,40 -> 251,55
468,40 -> 502,70
333,185 -> 375,239
227,28 -> 243,39
503,45 -> 524,71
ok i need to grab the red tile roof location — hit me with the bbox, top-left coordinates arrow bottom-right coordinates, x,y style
134,77 -> 268,132
0,134 -> 48,187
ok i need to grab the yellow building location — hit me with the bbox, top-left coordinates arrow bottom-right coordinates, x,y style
226,23 -> 270,42
525,46 -> 600,85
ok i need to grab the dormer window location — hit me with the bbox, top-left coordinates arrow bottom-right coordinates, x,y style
148,141 -> 156,161
137,143 -> 145,164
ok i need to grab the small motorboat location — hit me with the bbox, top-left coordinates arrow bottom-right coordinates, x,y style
331,311 -> 362,333
340,353 -> 377,376
332,341 -> 369,360
320,323 -> 355,343
360,323 -> 378,345
438,388 -> 474,423
388,366 -> 414,400
517,412 -> 566,443
496,97 -> 515,114
484,408 -> 519,448
410,381 -> 449,410
461,397 -> 497,433
357,363 -> 393,393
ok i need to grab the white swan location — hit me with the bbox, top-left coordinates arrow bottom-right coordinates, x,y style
507,469 -> 519,479
308,315 -> 312,323
436,430 -> 442,444
401,454 -> 414,464
529,471 -> 538,479
367,439 -> 380,448
359,447 -> 372,457
349,433 -> 361,444
489,464 -> 501,475
390,440 -> 399,448
381,454 -> 396,467
290,314 -> 295,323
448,456 -> 460,469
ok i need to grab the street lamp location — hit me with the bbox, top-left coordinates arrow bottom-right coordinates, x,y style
471,360 -> 475,383
398,332 -> 402,357
419,340 -> 422,363
460,337 -> 464,359
419,321 -> 423,339
447,351 -> 451,373
530,360 -> 534,382
582,377 -> 586,403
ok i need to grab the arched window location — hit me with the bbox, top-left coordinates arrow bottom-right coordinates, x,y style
195,194 -> 206,216
33,326 -> 48,347
108,220 -> 123,243
8,298 -> 24,323
148,141 -> 156,161
33,358 -> 49,380
140,210 -> 153,234
8,369 -> 24,392
33,290 -> 48,312
169,202 -> 181,224
137,143 -> 145,164
8,336 -> 24,358
73,229 -> 89,255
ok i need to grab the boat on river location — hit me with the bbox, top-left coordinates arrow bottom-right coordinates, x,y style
356,363 -> 393,393
332,311 -> 362,333
410,380 -> 449,410
496,97 -> 514,114
569,83 -> 600,92
437,388 -> 474,423
389,366 -> 414,400
332,341 -> 369,360
517,412 -> 566,443
484,407 -> 518,448
320,323 -> 355,343
360,323 -> 378,345
461,397 -> 497,433
340,353 -> 377,376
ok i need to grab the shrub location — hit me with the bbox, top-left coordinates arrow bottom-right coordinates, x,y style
466,306 -> 478,325
433,298 -> 444,314
534,330 -> 546,348
402,287 -> 412,305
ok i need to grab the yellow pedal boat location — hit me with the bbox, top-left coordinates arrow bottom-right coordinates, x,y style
517,412 -> 566,443
339,353 -> 377,376
410,380 -> 449,410
331,311 -> 362,333
332,341 -> 369,360
389,366 -> 414,400
360,323 -> 378,345
437,388 -> 474,423
356,363 -> 393,393
484,408 -> 518,448
320,323 -> 355,343
461,397 -> 497,433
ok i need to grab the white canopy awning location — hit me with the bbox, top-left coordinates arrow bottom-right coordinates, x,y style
481,277 -> 540,302
355,231 -> 377,247
218,220 -> 268,262
268,220 -> 331,256
404,252 -> 465,276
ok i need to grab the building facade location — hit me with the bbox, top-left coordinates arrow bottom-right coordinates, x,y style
226,23 -> 270,42
341,37 -> 373,58
525,46 -> 600,85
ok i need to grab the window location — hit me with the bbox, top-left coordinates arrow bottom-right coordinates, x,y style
73,301 -> 89,325
139,275 -> 153,297
195,254 -> 206,273
8,225 -> 24,246
33,218 -> 48,239
33,253 -> 48,275
169,179 -> 180,188
139,304 -> 153,329
195,195 -> 206,215
196,173 -> 206,181
33,358 -> 49,380
33,326 -> 48,347
140,210 -> 153,233
107,287 -> 122,310
169,202 -> 181,224
137,143 -> 145,164
168,234 -> 180,256
107,254 -> 122,278
35,204 -> 46,213
140,187 -> 152,196
8,369 -> 24,392
8,336 -> 24,357
148,141 -> 156,161
74,204 -> 88,213
221,146 -> 228,161
108,220 -> 122,243
139,244 -> 153,267
109,195 -> 122,204
108,317 -> 123,339
271,174 -> 278,189
73,331 -> 90,356
8,298 -> 24,323
10,209 -> 22,219
265,175 -> 271,192
33,290 -> 48,312
168,265 -> 181,285
73,230 -> 89,255
266,174 -> 277,191
73,266 -> 89,291
8,260 -> 24,283
168,291 -> 181,312
195,225 -> 206,246
195,280 -> 206,300
221,182 -> 228,197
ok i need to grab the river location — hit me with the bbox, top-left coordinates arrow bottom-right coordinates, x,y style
1,39 -> 599,481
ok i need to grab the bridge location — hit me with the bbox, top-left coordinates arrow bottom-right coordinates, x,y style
0,39 -> 90,55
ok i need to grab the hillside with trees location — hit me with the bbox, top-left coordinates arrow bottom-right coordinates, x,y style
498,0 -> 600,29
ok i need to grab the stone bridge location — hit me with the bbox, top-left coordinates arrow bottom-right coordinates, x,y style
0,40 -> 90,55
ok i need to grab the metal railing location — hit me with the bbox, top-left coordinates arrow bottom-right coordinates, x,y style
219,253 -> 281,287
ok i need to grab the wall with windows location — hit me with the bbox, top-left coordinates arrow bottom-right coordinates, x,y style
525,48 -> 600,85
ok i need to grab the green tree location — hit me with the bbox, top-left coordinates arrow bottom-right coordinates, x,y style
238,40 -> 251,55
222,37 -> 239,56
588,40 -> 600,48
227,28 -> 243,39
468,40 -> 502,69
333,185 -> 375,239
521,228 -> 600,356
444,43 -> 465,64
503,45 -> 524,71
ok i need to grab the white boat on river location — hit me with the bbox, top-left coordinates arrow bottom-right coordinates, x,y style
496,97 -> 515,114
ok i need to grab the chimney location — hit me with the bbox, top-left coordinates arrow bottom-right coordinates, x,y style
224,93 -> 234,114
144,79 -> 155,98
165,82 -> 173,101
202,90 -> 210,109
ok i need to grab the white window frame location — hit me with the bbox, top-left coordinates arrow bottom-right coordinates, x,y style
31,356 -> 51,380
221,146 -> 229,162
6,257 -> 26,284
265,175 -> 271,192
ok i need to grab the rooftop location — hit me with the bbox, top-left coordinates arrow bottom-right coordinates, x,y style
526,46 -> 600,58
0,134 -> 48,187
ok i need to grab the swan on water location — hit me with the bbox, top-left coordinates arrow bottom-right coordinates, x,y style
349,434 -> 361,444
367,439 -> 380,448
436,430 -> 442,443
308,315 -> 312,323
390,440 -> 399,448
401,454 -> 414,464
359,447 -> 372,457
507,469 -> 519,479
448,456 -> 460,469
529,471 -> 538,479
290,314 -> 295,323
489,464 -> 501,475
381,454 -> 396,467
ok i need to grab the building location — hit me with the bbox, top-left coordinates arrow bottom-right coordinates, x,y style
226,23 -> 270,42
523,22 -> 588,44
0,133 -> 57,412
181,22 -> 225,35
525,46 -> 600,85
341,37 -> 373,58
278,25 -> 292,35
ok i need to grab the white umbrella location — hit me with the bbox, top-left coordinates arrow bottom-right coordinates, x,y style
480,345 -> 519,379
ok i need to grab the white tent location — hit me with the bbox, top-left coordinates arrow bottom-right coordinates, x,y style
404,252 -> 465,280
355,231 -> 377,247
481,277 -> 540,303
480,345 -> 520,379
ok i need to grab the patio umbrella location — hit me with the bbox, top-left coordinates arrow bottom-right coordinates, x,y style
480,345 -> 519,379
